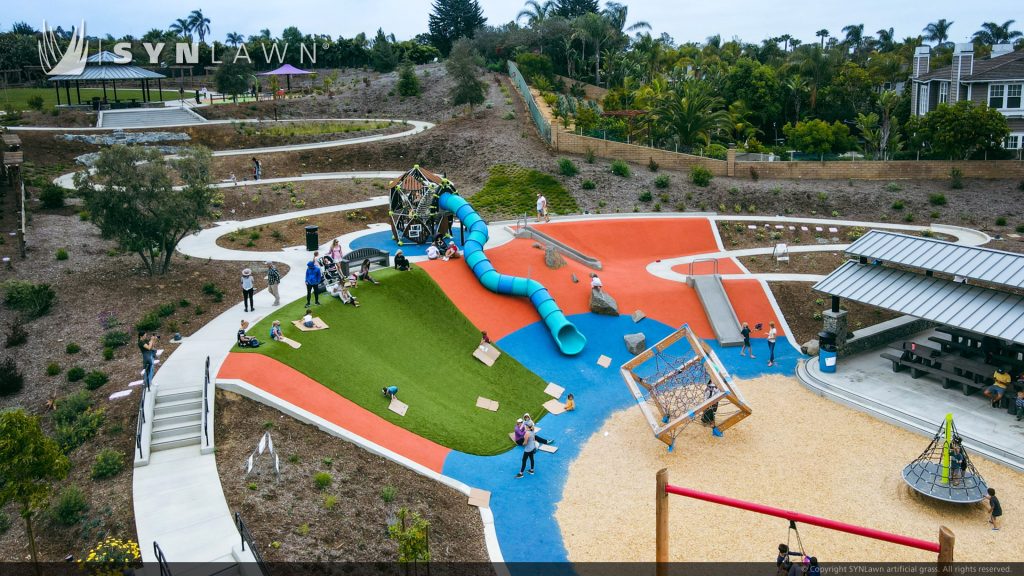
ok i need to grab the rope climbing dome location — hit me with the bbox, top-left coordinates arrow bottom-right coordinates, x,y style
902,414 -> 988,504
620,324 -> 751,449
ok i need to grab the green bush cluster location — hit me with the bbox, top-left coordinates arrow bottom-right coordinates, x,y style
0,357 -> 24,396
39,184 -> 65,209
949,168 -> 964,189
67,366 -> 86,382
654,175 -> 670,189
55,248 -> 69,261
610,160 -> 630,177
928,194 -> 947,206
91,449 -> 125,480
557,158 -> 578,177
135,312 -> 161,332
102,331 -> 130,348
638,191 -> 653,203
5,324 -> 28,348
46,362 -> 61,376
66,342 -> 81,354
1,281 -> 56,320
53,391 -> 105,452
50,486 -> 88,526
83,370 -> 109,390
690,166 -> 713,187
581,179 -> 596,190
314,471 -> 333,489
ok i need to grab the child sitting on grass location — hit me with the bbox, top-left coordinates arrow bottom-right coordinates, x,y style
269,320 -> 283,341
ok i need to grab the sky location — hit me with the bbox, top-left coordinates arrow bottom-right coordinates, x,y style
7,0 -> 1021,46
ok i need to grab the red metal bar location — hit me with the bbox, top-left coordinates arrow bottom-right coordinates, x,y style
664,483 -> 941,554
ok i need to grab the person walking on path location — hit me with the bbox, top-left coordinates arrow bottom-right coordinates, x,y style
984,488 -> 1003,530
765,321 -> 777,367
516,424 -> 538,478
305,260 -> 323,306
266,261 -> 281,306
138,331 -> 158,387
536,193 -> 549,223
252,157 -> 262,181
241,268 -> 256,312
740,322 -> 755,358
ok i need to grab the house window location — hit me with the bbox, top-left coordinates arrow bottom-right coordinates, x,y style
1005,134 -> 1021,149
938,82 -> 949,104
989,84 -> 1005,108
918,84 -> 929,115
1008,84 -> 1022,109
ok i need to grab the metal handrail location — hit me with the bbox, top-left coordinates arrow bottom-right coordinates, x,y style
235,512 -> 271,576
687,257 -> 719,277
153,541 -> 172,576
202,356 -> 210,447
135,383 -> 147,459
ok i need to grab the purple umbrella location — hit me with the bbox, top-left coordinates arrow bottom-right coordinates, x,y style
258,64 -> 313,90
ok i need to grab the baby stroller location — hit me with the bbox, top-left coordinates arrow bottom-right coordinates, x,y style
319,254 -> 343,285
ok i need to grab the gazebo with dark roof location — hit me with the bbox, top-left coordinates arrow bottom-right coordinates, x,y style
48,51 -> 168,106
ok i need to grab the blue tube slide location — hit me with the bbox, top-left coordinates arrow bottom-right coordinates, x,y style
438,192 -> 586,356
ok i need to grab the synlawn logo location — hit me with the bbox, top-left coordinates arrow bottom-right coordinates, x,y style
38,21 -> 89,76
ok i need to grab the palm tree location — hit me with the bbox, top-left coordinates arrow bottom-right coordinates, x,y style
225,32 -> 244,47
653,78 -> 730,148
602,2 -> 651,35
778,34 -> 793,52
572,12 -> 610,85
842,23 -> 865,53
923,19 -> 954,47
973,20 -> 1023,46
789,44 -> 831,110
815,29 -> 829,48
187,9 -> 211,44
876,28 -> 895,52
169,18 -> 191,39
783,75 -> 808,122
517,0 -> 554,26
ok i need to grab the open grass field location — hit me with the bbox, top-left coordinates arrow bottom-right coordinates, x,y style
237,267 -> 551,455
0,86 -> 181,111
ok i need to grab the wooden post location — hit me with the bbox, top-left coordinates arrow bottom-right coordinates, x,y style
937,526 -> 954,571
656,468 -> 669,576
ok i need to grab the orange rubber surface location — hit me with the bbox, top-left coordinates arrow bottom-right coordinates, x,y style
219,353 -> 451,472
421,218 -> 784,341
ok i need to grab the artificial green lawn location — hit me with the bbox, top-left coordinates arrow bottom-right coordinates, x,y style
0,87 -> 181,111
237,267 -> 550,456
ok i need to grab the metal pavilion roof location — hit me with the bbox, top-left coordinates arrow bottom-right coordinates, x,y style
813,261 -> 1024,345
846,230 -> 1024,290
48,63 -> 166,82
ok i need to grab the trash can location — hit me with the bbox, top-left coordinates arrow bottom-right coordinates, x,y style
305,225 -> 319,251
818,330 -> 838,373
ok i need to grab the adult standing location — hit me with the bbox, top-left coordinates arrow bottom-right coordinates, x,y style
740,322 -> 755,358
138,331 -> 158,387
536,193 -> 549,223
765,321 -> 777,367
516,425 -> 537,478
305,260 -> 323,306
252,157 -> 262,181
241,267 -> 255,312
266,261 -> 281,306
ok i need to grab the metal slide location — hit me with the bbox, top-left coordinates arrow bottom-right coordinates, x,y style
686,259 -> 743,347
439,192 -> 586,355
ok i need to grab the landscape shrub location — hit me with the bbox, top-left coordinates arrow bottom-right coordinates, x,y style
157,303 -> 176,318
396,60 -> 421,97
91,449 -> 125,480
314,471 -> 333,489
46,362 -> 61,376
5,324 -> 28,348
1017,224 -> 1024,234
102,348 -> 114,361
135,312 -> 161,332
39,184 -> 65,208
885,182 -> 902,192
648,158 -> 659,172
610,160 -> 630,177
581,180 -> 596,190
1,281 -> 56,319
66,342 -> 81,354
638,191 -> 653,203
67,366 -> 86,382
690,166 -> 713,187
54,406 -> 105,452
996,216 -> 1007,226
51,486 -> 88,526
55,248 -> 69,261
0,357 -> 25,396
654,175 -> 670,189
890,200 -> 905,210
749,166 -> 760,181
0,511 -> 9,534
1019,180 -> 1024,191
102,331 -> 129,348
904,213 -> 915,223
584,148 -> 595,164
83,370 -> 109,390
949,168 -> 963,189
928,194 -> 946,206
381,485 -> 397,503
27,95 -> 45,111
557,158 -> 578,177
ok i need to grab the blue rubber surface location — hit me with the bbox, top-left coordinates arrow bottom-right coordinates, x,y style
347,227 -> 464,257
440,313 -> 802,562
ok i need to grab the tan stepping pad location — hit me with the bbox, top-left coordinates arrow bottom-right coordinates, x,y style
278,336 -> 302,349
543,399 -> 566,415
292,318 -> 329,331
468,488 -> 491,508
109,390 -> 133,400
597,355 -> 612,368
538,444 -> 558,453
475,397 -> 499,411
389,397 -> 408,416
544,382 -> 564,398
473,344 -> 501,367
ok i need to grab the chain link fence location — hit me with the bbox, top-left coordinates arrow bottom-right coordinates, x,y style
507,60 -> 550,145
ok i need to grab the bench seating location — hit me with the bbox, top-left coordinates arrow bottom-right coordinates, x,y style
340,247 -> 390,277
880,342 -> 989,397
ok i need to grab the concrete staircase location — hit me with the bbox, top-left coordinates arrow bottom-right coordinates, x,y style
150,387 -> 203,452
99,107 -> 206,128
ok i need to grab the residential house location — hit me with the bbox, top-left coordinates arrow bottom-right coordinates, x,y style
911,44 -> 1024,151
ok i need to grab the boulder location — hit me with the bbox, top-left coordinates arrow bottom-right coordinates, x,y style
631,310 -> 646,323
801,339 -> 820,356
624,332 -> 646,355
544,247 -> 566,269
590,290 -> 619,316
571,273 -> 579,283
532,242 -> 543,249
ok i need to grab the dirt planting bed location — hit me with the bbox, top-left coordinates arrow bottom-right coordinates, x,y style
767,281 -> 900,344
214,391 -> 490,563
181,120 -> 407,150
211,178 -> 389,221
217,206 -> 390,251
